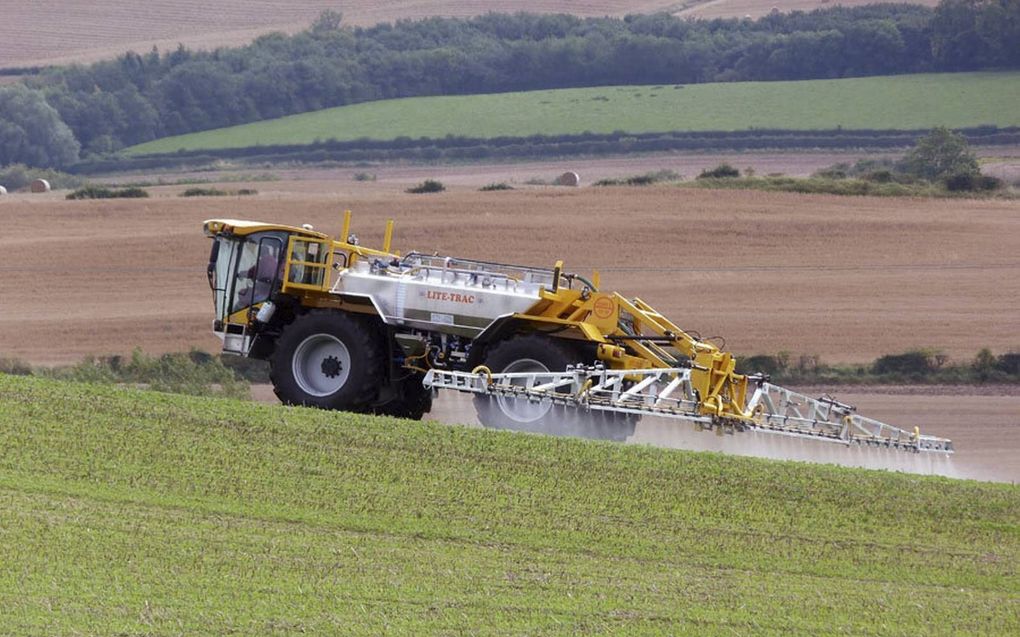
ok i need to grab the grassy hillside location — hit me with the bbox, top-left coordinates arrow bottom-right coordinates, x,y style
1,375 -> 1018,635
128,72 -> 1020,154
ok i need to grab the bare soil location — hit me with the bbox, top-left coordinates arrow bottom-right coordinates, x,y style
814,389 -> 1020,482
2,179 -> 1017,366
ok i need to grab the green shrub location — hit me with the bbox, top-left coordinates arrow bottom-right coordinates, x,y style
41,348 -> 248,399
901,127 -> 979,181
740,353 -> 790,377
479,182 -> 513,191
67,187 -> 112,200
594,170 -> 681,186
973,348 -> 998,382
352,172 -> 376,181
980,175 -> 1004,190
736,348 -> 1020,384
851,158 -> 900,176
181,187 -> 228,197
943,172 -> 1003,192
996,352 -> 1020,375
682,175 -> 951,197
873,350 -> 942,376
66,186 -> 149,199
813,164 -> 849,180
816,159 -> 922,186
862,170 -> 894,183
219,355 -> 270,383
697,163 -> 740,179
0,164 -> 83,191
236,188 -> 258,195
0,357 -> 32,376
944,172 -> 978,191
406,179 -> 445,194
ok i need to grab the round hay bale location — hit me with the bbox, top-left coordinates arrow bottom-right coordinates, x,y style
554,171 -> 580,187
0,186 -> 7,195
30,178 -> 51,193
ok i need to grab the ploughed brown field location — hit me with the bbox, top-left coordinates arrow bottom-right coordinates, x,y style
2,179 -> 1018,365
0,0 -> 937,69
2,177 -> 1017,480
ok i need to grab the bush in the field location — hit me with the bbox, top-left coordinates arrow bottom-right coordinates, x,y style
697,163 -> 740,179
0,357 -> 32,376
42,348 -> 249,399
406,179 -> 445,194
181,187 -> 228,196
66,186 -> 149,199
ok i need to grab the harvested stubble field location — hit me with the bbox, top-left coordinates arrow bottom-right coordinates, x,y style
1,375 -> 1017,634
2,180 -> 1017,365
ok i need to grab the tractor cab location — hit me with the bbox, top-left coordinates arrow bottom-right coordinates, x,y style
203,219 -> 332,354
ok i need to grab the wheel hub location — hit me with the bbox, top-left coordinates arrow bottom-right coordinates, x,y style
292,333 -> 352,397
321,355 -> 343,378
496,358 -> 553,423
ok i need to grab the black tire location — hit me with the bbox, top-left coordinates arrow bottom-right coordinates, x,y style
473,334 -> 638,440
472,335 -> 576,429
374,372 -> 433,420
270,311 -> 384,411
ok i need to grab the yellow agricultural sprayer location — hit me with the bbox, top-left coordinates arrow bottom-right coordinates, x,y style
203,212 -> 952,453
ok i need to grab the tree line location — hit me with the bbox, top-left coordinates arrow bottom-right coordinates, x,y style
1,0 -> 1018,170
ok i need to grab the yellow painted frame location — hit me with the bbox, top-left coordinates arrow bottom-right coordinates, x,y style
281,235 -> 334,293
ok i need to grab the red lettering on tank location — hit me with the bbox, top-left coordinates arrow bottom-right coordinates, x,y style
426,290 -> 476,304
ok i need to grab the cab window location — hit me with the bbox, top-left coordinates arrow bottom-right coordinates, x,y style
231,236 -> 283,313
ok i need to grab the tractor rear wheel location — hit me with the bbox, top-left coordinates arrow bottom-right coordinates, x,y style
473,334 -> 636,440
270,311 -> 384,411
473,334 -> 578,430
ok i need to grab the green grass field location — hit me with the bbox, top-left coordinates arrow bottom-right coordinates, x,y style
128,72 -> 1020,154
1,374 -> 1018,635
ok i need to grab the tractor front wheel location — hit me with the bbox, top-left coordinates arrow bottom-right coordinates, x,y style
270,311 -> 384,411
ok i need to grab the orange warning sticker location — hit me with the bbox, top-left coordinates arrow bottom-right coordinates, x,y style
593,296 -> 615,319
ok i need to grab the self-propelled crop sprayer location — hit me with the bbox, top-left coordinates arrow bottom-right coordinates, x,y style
203,212 -> 952,453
